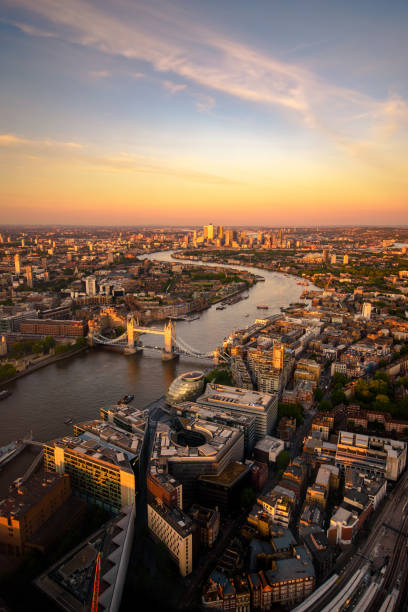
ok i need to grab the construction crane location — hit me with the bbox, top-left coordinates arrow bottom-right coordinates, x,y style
91,552 -> 101,612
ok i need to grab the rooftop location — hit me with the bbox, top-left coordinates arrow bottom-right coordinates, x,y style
75,420 -> 143,457
44,433 -> 135,473
0,471 -> 67,520
198,461 -> 249,487
35,504 -> 135,611
197,383 -> 276,411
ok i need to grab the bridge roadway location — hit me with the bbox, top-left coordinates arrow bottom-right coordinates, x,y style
306,468 -> 408,612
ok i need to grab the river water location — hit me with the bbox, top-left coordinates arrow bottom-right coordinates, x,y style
0,251 -> 311,491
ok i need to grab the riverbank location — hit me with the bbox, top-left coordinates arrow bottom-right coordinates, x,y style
170,249 -> 313,284
1,345 -> 89,386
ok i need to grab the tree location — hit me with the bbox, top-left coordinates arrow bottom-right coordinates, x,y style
278,402 -> 303,424
332,372 -> 348,387
0,363 -> 17,381
240,487 -> 256,508
276,450 -> 290,472
331,389 -> 347,406
313,387 -> 324,402
43,336 -> 56,350
319,399 -> 333,412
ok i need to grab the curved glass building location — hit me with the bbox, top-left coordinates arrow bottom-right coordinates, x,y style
166,370 -> 205,406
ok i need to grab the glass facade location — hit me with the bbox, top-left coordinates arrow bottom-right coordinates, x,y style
166,370 -> 205,406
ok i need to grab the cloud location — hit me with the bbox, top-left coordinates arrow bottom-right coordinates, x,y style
195,95 -> 215,113
89,70 -> 111,79
0,133 -> 82,149
4,0 -> 408,170
162,80 -> 187,94
0,132 -> 241,185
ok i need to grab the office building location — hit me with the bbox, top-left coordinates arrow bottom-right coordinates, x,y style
35,504 -> 135,612
25,265 -> 33,288
362,302 -> 372,320
335,431 -> 406,481
294,359 -> 321,384
198,461 -> 250,514
148,501 -> 197,576
254,436 -> 285,464
0,335 -> 7,357
189,504 -> 220,549
173,400 -> 256,456
85,275 -> 97,296
165,370 -> 205,406
148,417 -> 244,508
100,404 -> 148,437
20,319 -> 86,337
43,433 -> 136,513
14,253 -> 20,274
197,383 -> 278,439
73,420 -> 145,487
0,472 -> 70,557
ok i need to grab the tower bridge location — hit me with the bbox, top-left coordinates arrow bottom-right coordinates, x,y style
89,315 -> 227,363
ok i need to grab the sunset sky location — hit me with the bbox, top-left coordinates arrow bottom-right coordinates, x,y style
1,0 -> 407,226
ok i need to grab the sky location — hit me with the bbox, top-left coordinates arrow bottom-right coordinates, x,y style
0,0 -> 407,226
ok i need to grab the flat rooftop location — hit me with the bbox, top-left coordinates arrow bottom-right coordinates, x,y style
75,420 -> 143,457
45,433 -> 135,472
197,383 -> 276,411
198,461 -> 249,487
0,471 -> 66,520
35,504 -> 135,611
175,401 -> 256,427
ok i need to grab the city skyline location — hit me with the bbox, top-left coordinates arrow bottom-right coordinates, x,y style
1,0 -> 408,225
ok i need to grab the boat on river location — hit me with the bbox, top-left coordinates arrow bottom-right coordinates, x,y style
0,389 -> 11,401
257,304 -> 269,310
0,440 -> 26,468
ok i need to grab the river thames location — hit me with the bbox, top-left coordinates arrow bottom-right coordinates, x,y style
0,251 -> 311,491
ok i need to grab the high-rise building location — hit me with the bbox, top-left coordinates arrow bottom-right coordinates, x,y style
218,225 -> 224,239
0,471 -> 71,557
330,254 -> 337,265
85,275 -> 97,296
25,265 -> 33,288
43,433 -> 136,512
148,502 -> 197,576
225,229 -> 234,246
0,335 -> 7,357
343,254 -> 349,265
362,302 -> 372,320
197,384 -> 278,440
14,254 -> 20,275
206,224 -> 215,240
272,344 -> 284,370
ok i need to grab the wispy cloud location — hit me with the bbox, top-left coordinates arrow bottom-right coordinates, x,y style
89,69 -> 111,79
0,132 -> 242,185
162,80 -> 187,94
195,94 -> 216,113
0,133 -> 82,149
4,0 -> 408,171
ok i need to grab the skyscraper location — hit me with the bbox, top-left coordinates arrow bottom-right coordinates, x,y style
25,265 -> 33,288
85,275 -> 97,296
218,225 -> 224,239
362,302 -> 372,320
14,254 -> 20,274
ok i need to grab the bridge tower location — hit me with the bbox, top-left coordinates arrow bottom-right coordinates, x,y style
127,316 -> 135,348
162,320 -> 178,361
125,315 -> 141,354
